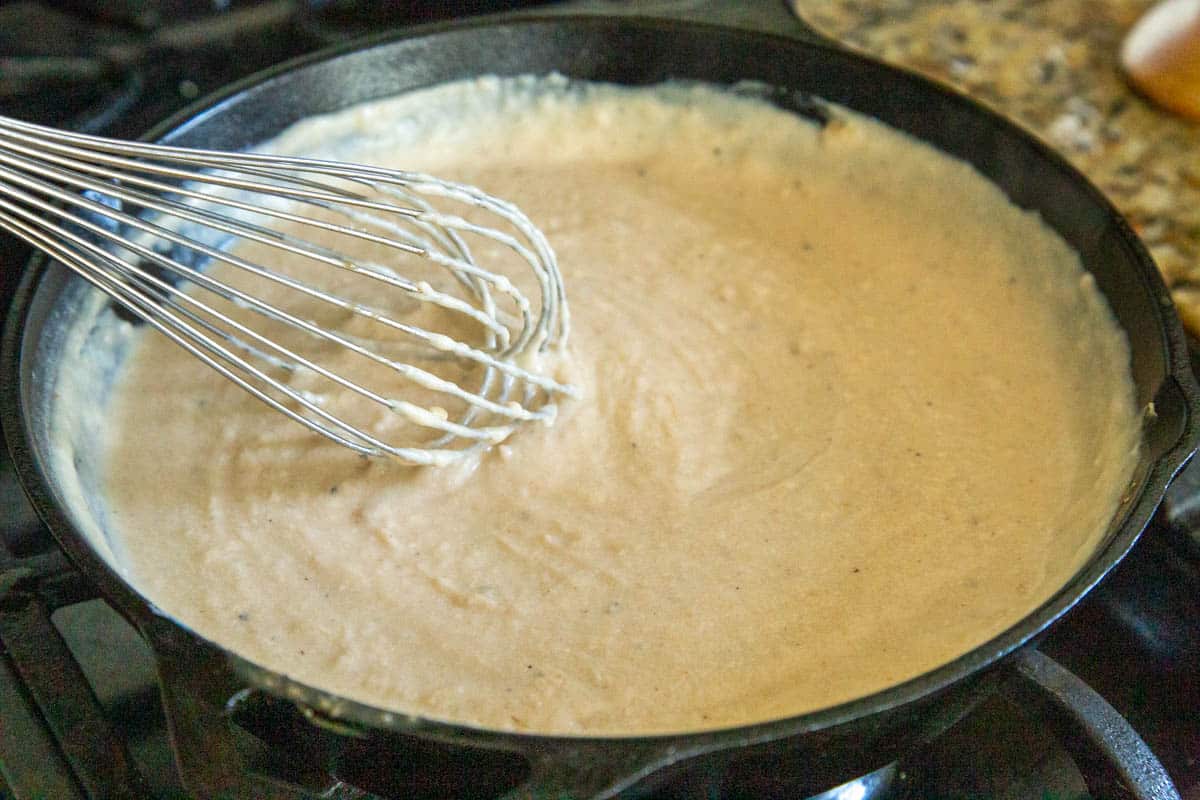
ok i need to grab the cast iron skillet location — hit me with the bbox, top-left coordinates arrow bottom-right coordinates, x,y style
3,11 -> 1198,800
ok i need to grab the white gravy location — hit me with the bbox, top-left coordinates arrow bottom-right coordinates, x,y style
88,77 -> 1140,735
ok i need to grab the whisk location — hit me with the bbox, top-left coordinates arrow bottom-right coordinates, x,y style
0,116 -> 575,466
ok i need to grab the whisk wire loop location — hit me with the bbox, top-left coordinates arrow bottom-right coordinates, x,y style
0,116 -> 574,464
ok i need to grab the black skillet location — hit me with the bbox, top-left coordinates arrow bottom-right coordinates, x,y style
2,8 -> 1197,800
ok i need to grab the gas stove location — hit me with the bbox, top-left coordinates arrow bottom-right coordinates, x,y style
1,3 -> 1197,799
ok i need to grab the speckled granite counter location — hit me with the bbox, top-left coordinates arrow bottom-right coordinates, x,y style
791,0 -> 1200,333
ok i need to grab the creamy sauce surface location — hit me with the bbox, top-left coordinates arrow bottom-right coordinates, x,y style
92,77 -> 1140,734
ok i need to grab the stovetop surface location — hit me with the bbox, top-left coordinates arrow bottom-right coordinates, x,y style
1,2 -> 1197,799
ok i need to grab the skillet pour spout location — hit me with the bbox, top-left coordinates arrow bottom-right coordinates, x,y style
2,10 -> 1197,800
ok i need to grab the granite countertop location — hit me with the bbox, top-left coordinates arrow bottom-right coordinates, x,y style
791,0 -> 1200,333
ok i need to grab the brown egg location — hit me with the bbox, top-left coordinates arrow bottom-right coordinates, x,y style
1122,0 -> 1200,121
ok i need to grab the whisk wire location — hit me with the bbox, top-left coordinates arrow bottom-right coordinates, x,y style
1,158 -> 563,421
2,118 -> 572,343
0,185 -> 535,461
0,115 -> 575,463
0,124 -> 564,354
0,192 -> 407,457
0,120 -> 555,345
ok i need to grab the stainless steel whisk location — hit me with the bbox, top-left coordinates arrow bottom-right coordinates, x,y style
0,116 -> 575,465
